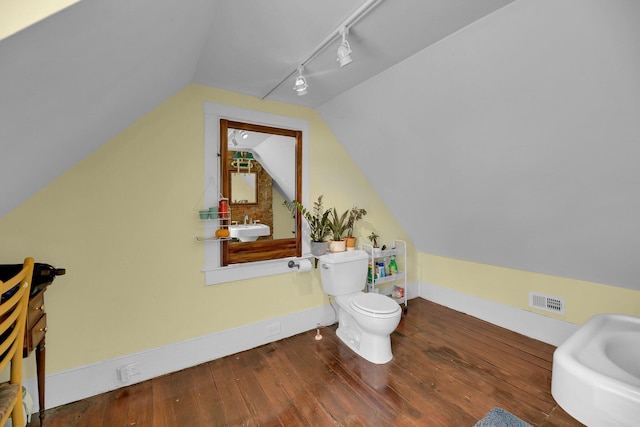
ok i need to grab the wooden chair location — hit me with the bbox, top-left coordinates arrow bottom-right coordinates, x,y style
0,257 -> 34,426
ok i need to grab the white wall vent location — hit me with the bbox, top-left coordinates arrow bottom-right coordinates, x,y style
528,292 -> 565,315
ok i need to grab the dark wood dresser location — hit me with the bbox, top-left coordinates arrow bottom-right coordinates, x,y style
23,288 -> 49,426
0,262 -> 64,427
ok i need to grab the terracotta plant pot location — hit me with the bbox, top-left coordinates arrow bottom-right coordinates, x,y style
329,239 -> 346,253
345,236 -> 356,251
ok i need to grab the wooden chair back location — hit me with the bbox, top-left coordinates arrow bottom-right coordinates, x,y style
0,257 -> 34,426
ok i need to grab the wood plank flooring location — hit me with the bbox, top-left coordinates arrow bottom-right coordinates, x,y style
28,298 -> 584,426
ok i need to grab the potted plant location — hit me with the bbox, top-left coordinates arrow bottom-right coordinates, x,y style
328,208 -> 350,253
367,231 -> 382,256
283,195 -> 331,256
345,206 -> 367,251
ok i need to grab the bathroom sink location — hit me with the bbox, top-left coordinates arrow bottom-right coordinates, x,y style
228,223 -> 270,242
552,313 -> 640,427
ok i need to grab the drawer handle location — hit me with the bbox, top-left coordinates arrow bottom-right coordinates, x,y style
38,327 -> 48,333
34,304 -> 45,312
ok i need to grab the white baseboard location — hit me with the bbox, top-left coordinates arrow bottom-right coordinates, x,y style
25,281 -> 577,413
25,303 -> 336,412
418,281 -> 579,347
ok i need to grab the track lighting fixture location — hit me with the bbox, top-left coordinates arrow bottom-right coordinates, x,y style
337,27 -> 353,67
263,0 -> 382,100
229,129 -> 249,146
293,66 -> 308,96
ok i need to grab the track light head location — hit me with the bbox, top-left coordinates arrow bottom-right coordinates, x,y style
337,28 -> 353,67
294,66 -> 308,96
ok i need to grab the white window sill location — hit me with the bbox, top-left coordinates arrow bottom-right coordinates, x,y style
203,256 -> 313,285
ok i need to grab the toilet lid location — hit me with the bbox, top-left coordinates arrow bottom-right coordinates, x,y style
351,293 -> 400,314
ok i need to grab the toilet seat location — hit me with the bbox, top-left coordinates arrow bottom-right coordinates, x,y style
350,293 -> 401,317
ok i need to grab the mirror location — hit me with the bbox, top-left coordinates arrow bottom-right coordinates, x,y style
230,172 -> 257,204
220,119 -> 302,265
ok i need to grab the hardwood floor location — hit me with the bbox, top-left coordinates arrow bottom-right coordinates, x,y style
29,299 -> 584,426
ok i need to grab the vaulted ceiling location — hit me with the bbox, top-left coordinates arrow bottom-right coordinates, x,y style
2,0 -> 639,291
0,0 -> 514,218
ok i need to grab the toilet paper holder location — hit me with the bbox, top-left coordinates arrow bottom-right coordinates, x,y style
287,258 -> 312,272
287,260 -> 300,269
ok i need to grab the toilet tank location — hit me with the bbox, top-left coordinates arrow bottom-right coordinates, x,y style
319,250 -> 369,295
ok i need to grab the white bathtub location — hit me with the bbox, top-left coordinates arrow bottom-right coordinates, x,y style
552,313 -> 640,427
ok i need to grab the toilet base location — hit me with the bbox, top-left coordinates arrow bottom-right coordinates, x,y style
335,307 -> 395,364
336,326 -> 393,364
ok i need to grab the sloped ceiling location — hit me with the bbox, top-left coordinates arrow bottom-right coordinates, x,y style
319,0 -> 640,290
0,0 -> 514,218
0,0 -> 216,216
193,0 -> 517,107
2,0 -> 639,291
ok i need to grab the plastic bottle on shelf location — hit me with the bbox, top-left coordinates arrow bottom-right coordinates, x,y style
218,196 -> 229,218
389,255 -> 398,276
367,262 -> 373,283
377,261 -> 385,278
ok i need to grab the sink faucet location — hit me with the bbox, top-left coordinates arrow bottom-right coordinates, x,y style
244,214 -> 248,225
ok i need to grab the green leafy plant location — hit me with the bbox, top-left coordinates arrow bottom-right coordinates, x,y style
329,208 -> 350,241
367,231 -> 380,248
283,195 -> 331,242
346,206 -> 367,237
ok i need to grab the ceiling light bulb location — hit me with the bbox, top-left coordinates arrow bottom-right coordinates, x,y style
239,130 -> 249,139
230,130 -> 239,146
294,67 -> 308,96
337,28 -> 353,67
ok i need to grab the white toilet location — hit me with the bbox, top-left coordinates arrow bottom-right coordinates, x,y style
319,250 -> 402,364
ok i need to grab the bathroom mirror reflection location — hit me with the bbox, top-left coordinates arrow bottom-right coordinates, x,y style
220,120 -> 302,265
230,172 -> 257,204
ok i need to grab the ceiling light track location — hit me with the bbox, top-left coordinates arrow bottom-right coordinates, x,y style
260,0 -> 383,100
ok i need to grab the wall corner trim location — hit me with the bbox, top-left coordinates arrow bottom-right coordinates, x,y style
419,281 -> 579,347
26,282 -> 577,413
25,303 -> 334,413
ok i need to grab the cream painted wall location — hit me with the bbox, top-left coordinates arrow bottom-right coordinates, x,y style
0,84 -> 415,380
419,253 -> 640,325
0,0 -> 81,40
271,191 -> 291,240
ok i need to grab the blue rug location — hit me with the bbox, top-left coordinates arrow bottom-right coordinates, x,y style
474,407 -> 532,427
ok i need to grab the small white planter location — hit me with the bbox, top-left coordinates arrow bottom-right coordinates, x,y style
329,239 -> 346,253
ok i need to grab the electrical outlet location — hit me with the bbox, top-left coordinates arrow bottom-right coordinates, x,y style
117,366 -> 130,382
129,362 -> 141,376
117,362 -> 141,383
266,322 -> 281,336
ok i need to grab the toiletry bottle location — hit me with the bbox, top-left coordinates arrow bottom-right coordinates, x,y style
389,255 -> 398,276
367,262 -> 373,283
377,261 -> 385,278
219,197 -> 229,218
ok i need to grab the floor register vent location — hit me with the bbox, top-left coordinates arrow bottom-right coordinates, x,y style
528,292 -> 565,315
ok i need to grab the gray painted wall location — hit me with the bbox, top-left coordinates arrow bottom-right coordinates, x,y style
319,0 -> 640,290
